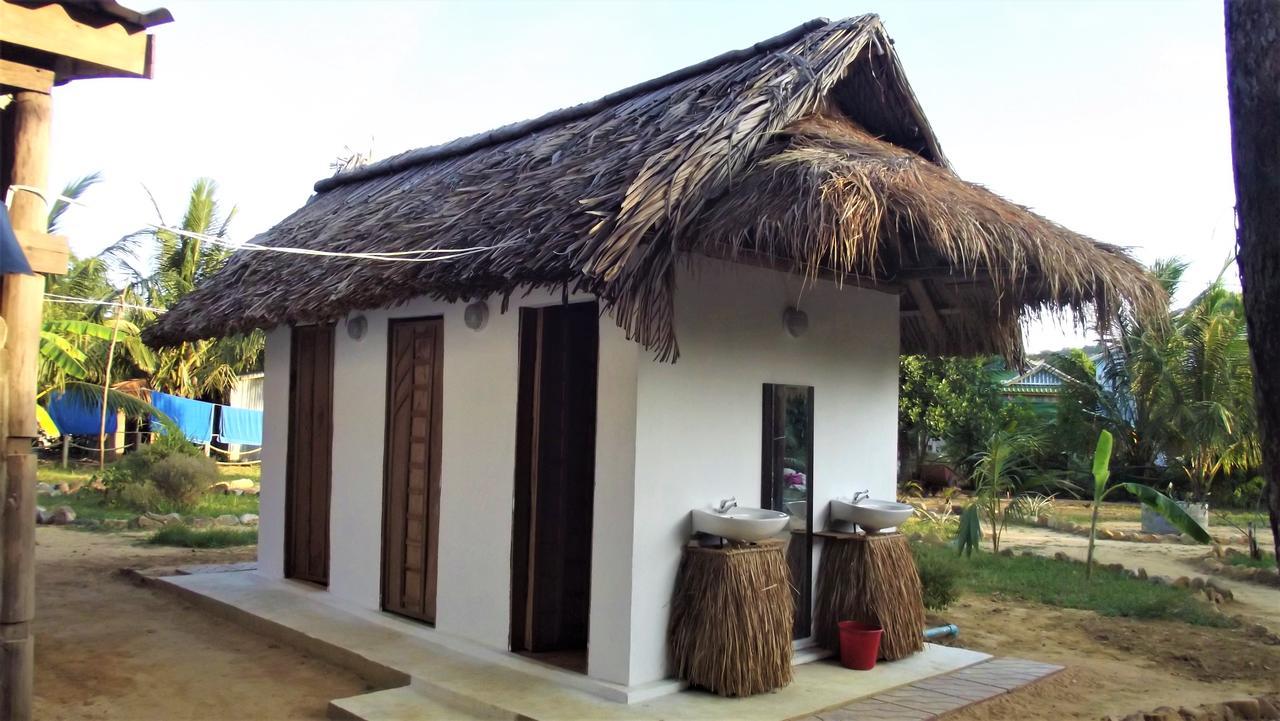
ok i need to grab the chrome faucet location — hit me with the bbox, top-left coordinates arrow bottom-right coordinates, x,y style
716,497 -> 738,513
851,489 -> 870,503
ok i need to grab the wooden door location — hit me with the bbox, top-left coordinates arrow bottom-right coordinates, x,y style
381,317 -> 444,623
285,324 -> 335,586
511,302 -> 598,657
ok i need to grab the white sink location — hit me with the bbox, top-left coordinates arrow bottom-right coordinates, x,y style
691,507 -> 789,543
830,498 -> 914,534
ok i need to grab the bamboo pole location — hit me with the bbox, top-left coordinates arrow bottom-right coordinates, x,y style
1,88 -> 51,721
97,297 -> 123,470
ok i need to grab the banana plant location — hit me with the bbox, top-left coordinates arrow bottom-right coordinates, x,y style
1085,429 -> 1211,578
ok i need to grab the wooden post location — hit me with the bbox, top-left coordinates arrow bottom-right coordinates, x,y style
111,411 -> 126,456
1,89 -> 51,721
60,434 -> 70,468
97,299 -> 122,470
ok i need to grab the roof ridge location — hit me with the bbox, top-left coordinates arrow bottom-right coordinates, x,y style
312,16 -> 847,193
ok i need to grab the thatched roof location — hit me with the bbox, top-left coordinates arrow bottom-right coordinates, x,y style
147,14 -> 1163,361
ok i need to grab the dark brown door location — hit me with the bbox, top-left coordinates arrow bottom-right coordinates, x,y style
511,302 -> 598,662
286,324 -> 335,586
381,317 -> 444,623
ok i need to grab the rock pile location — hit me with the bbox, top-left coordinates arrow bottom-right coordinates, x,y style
1103,693 -> 1280,720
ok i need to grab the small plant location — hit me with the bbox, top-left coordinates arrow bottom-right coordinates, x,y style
1085,430 -> 1211,578
149,454 -> 219,510
1006,492 -> 1056,524
914,548 -> 960,610
148,525 -> 257,548
955,425 -> 1061,555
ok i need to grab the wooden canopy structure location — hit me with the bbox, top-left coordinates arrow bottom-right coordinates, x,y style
0,3 -> 169,718
148,14 -> 1162,363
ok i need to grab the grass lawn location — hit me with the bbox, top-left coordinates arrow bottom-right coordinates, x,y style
37,460 -> 259,526
148,525 -> 258,548
913,542 -> 1233,628
1224,551 -> 1277,570
38,460 -> 261,486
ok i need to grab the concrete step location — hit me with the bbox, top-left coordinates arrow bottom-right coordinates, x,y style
329,684 -> 515,721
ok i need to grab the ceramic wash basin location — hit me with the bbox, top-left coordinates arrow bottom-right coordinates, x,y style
691,507 -> 789,543
830,498 -> 914,534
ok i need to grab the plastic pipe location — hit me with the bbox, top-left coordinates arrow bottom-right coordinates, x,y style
923,624 -> 959,640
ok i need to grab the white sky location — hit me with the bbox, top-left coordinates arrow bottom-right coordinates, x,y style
45,0 -> 1237,353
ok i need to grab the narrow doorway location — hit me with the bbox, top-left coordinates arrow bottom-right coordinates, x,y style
381,317 -> 444,623
510,302 -> 599,674
285,324 -> 335,586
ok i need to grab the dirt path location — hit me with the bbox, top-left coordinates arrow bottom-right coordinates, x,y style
934,525 -> 1280,720
996,525 -> 1280,632
936,596 -> 1280,720
34,527 -> 367,721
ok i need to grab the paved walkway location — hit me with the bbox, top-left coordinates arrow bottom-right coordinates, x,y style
141,568 -> 997,721
797,658 -> 1063,721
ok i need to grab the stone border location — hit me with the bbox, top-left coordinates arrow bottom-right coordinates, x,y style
1029,515 -> 1251,546
1197,548 -> 1280,590
1103,693 -> 1280,721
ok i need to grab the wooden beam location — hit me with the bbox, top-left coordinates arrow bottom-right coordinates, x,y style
13,231 -> 68,276
905,279 -> 946,349
0,2 -> 151,78
0,88 -> 49,721
0,61 -> 52,94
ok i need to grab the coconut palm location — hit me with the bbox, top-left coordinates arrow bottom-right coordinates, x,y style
1050,260 -> 1259,499
100,178 -> 263,400
1151,282 -> 1259,498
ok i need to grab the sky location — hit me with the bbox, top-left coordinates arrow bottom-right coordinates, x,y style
45,0 -> 1237,353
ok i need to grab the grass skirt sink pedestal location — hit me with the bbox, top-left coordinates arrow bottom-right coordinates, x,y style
668,539 -> 793,697
813,531 -> 925,662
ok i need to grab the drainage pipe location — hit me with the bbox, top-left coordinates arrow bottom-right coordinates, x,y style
923,624 -> 959,640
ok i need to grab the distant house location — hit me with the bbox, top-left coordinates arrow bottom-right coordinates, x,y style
148,14 -> 1160,700
998,360 -> 1077,404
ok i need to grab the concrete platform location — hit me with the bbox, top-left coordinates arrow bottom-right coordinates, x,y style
140,568 -> 998,721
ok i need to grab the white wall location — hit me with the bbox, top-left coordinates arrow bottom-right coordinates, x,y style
253,258 -> 900,691
254,289 -> 639,686
627,257 -> 900,685
256,326 -> 290,581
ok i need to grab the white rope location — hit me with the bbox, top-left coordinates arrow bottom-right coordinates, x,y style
8,184 -> 513,264
44,293 -> 168,313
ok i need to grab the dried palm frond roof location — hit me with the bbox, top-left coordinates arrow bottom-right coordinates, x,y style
147,14 -> 1163,361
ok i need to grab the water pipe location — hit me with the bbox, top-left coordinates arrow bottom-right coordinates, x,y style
923,624 -> 959,640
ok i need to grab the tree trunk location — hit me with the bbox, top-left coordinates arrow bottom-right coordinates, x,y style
1225,0 -> 1280,572
97,301 -> 122,470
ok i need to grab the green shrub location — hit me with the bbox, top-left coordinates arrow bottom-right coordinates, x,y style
148,525 -> 257,548
117,481 -> 167,513
914,547 -> 960,610
149,454 -> 219,509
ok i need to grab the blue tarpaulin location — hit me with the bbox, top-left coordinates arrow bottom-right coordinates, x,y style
218,406 -> 263,446
151,391 -> 215,444
44,392 -> 117,436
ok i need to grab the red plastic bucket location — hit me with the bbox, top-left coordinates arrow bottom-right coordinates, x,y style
838,621 -> 883,670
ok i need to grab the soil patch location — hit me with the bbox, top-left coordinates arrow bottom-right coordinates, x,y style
34,527 -> 367,721
935,595 -> 1280,720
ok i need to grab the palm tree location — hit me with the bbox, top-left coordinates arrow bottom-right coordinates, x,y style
1052,259 -> 1260,499
1152,282 -> 1259,498
100,178 -> 263,400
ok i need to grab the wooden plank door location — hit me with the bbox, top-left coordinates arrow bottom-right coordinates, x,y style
285,324 -> 335,586
382,317 -> 444,623
511,302 -> 598,657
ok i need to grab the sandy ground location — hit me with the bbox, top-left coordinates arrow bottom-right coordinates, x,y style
33,527 -> 368,721
939,524 -> 1280,720
30,524 -> 1280,721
